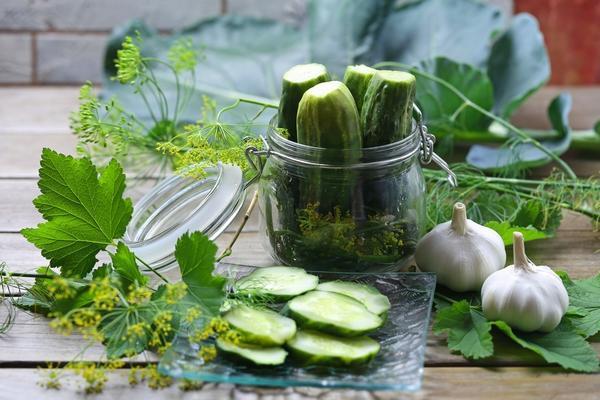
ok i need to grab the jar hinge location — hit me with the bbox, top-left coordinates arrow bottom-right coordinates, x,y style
414,105 -> 457,187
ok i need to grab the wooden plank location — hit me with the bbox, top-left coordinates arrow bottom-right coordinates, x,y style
0,87 -> 79,135
0,133 -> 78,178
0,367 -> 598,400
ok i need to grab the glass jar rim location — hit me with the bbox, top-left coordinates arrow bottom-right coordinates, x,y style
265,119 -> 421,170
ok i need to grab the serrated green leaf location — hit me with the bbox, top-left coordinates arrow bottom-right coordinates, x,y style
558,272 -> 600,338
493,320 -> 599,372
111,242 -> 148,290
433,300 -> 494,359
485,221 -> 547,245
21,149 -> 133,277
101,307 -> 154,359
175,232 -> 224,316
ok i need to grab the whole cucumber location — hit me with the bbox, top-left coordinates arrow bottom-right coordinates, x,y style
296,81 -> 362,213
361,70 -> 416,147
277,63 -> 330,142
343,64 -> 377,116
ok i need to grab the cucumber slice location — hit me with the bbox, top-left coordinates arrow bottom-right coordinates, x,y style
316,281 -> 391,315
216,338 -> 287,366
234,266 -> 319,301
287,291 -> 383,337
223,305 -> 297,346
286,330 -> 380,366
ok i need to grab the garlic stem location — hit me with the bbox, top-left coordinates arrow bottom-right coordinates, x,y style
512,232 -> 533,272
450,202 -> 467,235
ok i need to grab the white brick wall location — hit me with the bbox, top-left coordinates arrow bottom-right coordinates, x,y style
0,0 -> 513,85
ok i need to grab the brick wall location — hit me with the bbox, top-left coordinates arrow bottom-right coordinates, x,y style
0,0 -> 512,85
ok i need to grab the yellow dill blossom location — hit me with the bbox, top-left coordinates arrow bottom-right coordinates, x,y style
49,316 -> 73,336
69,363 -> 108,394
189,328 -> 211,343
46,276 -> 76,300
37,364 -> 62,390
167,37 -> 198,72
107,359 -> 125,369
141,365 -> 173,390
128,366 -> 141,386
164,282 -> 188,304
114,36 -> 142,84
126,286 -> 152,305
199,344 -> 217,363
208,317 -> 230,335
184,306 -> 202,324
126,322 -> 149,341
90,277 -> 120,310
179,379 -> 204,391
72,309 -> 101,328
156,141 -> 181,156
221,329 -> 242,345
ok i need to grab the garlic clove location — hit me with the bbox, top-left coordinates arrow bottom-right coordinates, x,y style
415,202 -> 506,292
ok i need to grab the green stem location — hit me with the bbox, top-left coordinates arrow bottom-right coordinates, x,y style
238,97 -> 279,109
374,62 -> 577,179
434,292 -> 458,305
134,255 -> 170,284
0,271 -> 54,279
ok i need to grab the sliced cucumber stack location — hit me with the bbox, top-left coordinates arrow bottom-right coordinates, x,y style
223,305 -> 296,346
216,338 -> 288,366
287,290 -> 383,337
316,281 -> 391,316
234,266 -> 319,301
286,330 -> 380,366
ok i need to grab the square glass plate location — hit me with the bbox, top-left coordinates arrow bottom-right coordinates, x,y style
159,265 -> 436,391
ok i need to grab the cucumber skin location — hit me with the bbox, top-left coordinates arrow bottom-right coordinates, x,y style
361,71 -> 416,147
343,65 -> 377,115
296,82 -> 362,213
277,67 -> 330,142
234,267 -> 319,302
286,331 -> 380,366
223,307 -> 297,346
316,281 -> 391,316
216,338 -> 287,366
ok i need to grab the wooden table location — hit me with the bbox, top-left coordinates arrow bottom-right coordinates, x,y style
0,87 -> 598,399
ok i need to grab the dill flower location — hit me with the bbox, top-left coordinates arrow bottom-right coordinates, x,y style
114,36 -> 143,84
199,344 -> 217,362
167,37 -> 198,72
90,277 -> 120,310
164,282 -> 188,304
46,276 -> 76,300
128,366 -> 141,386
37,364 -> 62,390
126,322 -> 149,341
71,309 -> 101,328
153,311 -> 174,336
184,306 -> 202,324
49,316 -> 73,336
126,286 -> 152,305
69,362 -> 108,394
141,365 -> 173,390
208,317 -> 230,335
179,379 -> 204,391
221,329 -> 242,345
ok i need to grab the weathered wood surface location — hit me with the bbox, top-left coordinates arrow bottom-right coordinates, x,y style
0,87 -> 598,398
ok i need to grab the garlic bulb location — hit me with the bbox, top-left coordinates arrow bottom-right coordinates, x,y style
481,232 -> 568,332
415,202 -> 506,292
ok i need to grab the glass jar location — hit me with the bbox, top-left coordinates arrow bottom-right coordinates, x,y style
249,117 -> 454,273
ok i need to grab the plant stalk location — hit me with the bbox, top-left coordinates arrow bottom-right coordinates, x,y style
216,190 -> 259,262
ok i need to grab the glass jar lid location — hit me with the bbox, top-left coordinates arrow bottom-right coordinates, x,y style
124,163 -> 246,271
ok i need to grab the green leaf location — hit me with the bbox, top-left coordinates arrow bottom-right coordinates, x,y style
373,0 -> 505,68
558,272 -> 600,338
485,221 -> 547,245
414,57 -> 493,133
488,14 -> 550,119
21,149 -> 133,277
467,93 -> 573,171
111,242 -> 148,290
175,231 -> 224,316
308,0 -> 394,77
493,320 -> 600,372
433,300 -> 494,359
100,307 -> 154,359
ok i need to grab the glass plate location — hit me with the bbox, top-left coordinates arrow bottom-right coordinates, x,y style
159,266 -> 436,391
